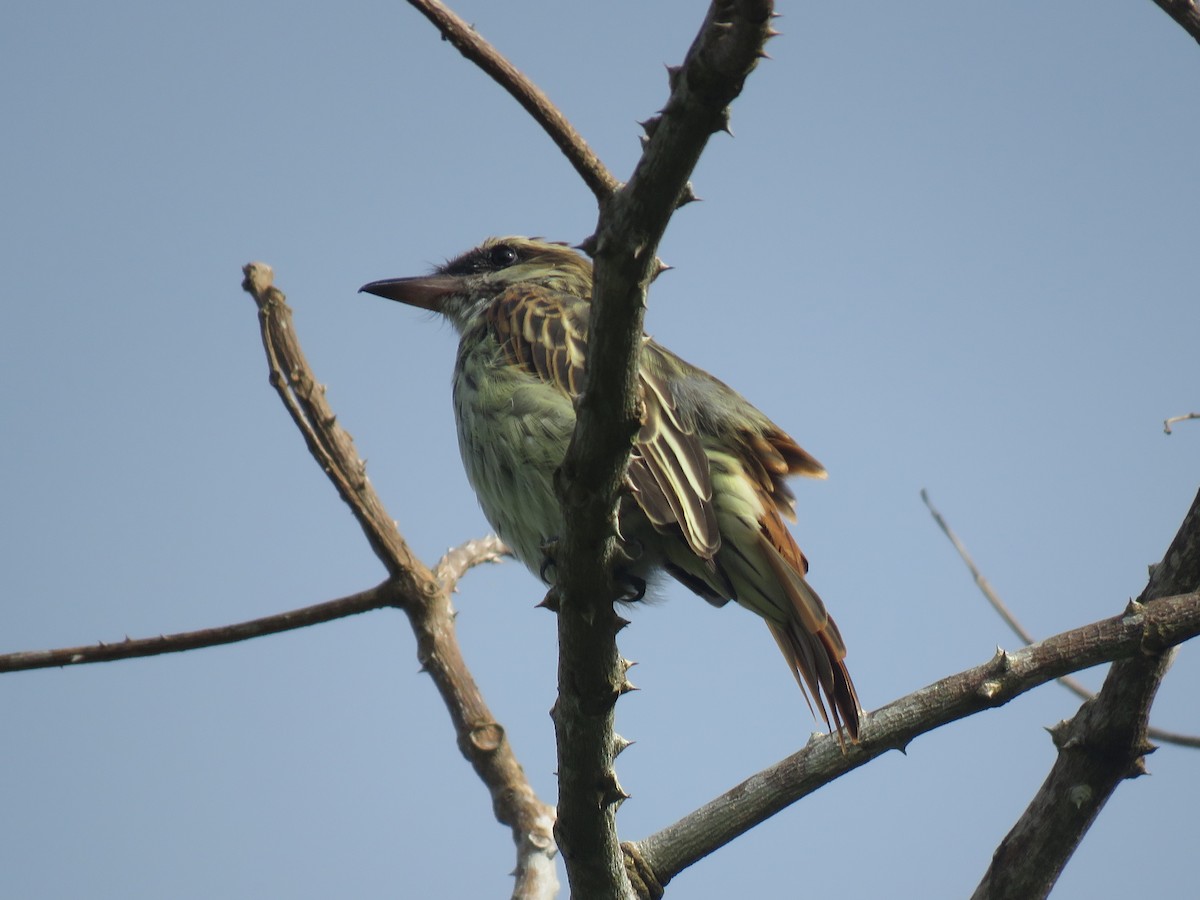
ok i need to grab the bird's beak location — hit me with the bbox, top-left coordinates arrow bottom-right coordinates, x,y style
359,274 -> 466,312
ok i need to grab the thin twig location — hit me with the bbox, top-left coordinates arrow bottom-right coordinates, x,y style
405,0 -> 619,202
1164,412 -> 1200,434
0,533 -> 514,674
920,488 -> 1200,750
0,583 -> 399,673
435,534 -> 511,593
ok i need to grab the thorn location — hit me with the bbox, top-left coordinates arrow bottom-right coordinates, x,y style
766,27 -> 782,38
619,658 -> 637,674
1046,719 -> 1073,749
639,116 -> 661,139
536,589 -> 560,613
618,678 -> 639,695
612,734 -> 635,758
576,234 -> 598,257
677,182 -> 701,207
978,679 -> 1002,700
598,771 -> 631,809
652,257 -> 674,279
756,50 -> 772,60
991,647 -> 1011,673
614,614 -> 632,632
666,64 -> 683,91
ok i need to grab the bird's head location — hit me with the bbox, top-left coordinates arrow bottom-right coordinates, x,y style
360,237 -> 592,332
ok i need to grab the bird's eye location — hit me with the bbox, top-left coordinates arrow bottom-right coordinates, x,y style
488,245 -> 519,268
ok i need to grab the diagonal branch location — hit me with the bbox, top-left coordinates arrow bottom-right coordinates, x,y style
921,488 -> 1200,749
627,587 -> 1200,893
241,263 -> 557,900
405,0 -> 619,202
972,487 -> 1200,898
1148,0 -> 1200,45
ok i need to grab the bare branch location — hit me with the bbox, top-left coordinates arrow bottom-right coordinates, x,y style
435,534 -> 511,593
405,0 -> 618,202
972,487 -> 1200,898
1164,411 -> 1200,434
972,649 -> 1175,900
921,488 -> 1200,749
242,262 -> 430,590
547,3 -> 776,897
241,263 -> 556,897
0,536 -> 513,676
1148,0 -> 1200,45
629,588 -> 1200,892
0,583 -> 399,673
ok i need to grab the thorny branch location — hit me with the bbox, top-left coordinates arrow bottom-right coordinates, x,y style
921,489 -> 1200,749
971,487 -> 1200,899
629,588 -> 1200,892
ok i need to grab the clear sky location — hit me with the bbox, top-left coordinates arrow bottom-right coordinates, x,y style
2,2 -> 1197,898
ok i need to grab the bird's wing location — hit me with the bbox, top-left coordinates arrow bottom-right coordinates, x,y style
646,340 -> 860,740
486,284 -> 720,559
488,286 -> 859,740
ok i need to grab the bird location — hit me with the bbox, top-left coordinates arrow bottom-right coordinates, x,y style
361,237 -> 860,741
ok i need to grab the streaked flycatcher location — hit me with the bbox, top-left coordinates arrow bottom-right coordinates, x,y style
362,237 -> 860,739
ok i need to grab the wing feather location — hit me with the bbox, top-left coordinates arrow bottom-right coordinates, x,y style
486,285 -> 719,560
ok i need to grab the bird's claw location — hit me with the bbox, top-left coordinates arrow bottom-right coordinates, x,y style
539,536 -> 559,584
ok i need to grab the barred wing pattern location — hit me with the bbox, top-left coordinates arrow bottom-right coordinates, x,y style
485,282 -> 860,740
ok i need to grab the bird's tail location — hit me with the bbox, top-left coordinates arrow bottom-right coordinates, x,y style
755,529 -> 861,744
766,618 -> 859,745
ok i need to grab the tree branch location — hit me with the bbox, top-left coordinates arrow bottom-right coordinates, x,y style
972,487 -> 1200,898
434,534 -> 511,593
628,587 -> 1200,892
547,3 -> 776,897
1164,411 -> 1200,434
405,0 -> 619,202
241,263 -> 557,899
922,488 -> 1200,749
1149,0 -> 1200,45
0,583 -> 398,673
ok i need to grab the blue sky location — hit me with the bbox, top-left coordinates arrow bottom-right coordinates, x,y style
2,2 -> 1197,897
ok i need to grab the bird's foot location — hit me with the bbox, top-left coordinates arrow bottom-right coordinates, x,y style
614,571 -> 647,603
538,537 -> 559,585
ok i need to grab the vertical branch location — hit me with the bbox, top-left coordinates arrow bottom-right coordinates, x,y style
551,3 -> 776,897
